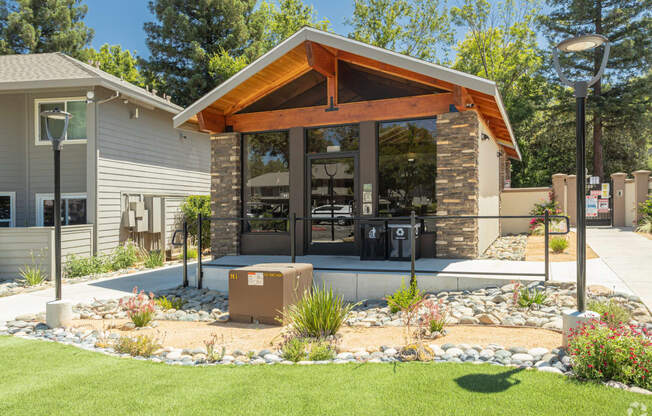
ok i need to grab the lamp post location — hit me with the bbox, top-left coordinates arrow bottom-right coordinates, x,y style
553,34 -> 610,347
41,107 -> 73,328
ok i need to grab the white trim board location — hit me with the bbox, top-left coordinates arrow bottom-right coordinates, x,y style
35,192 -> 87,226
0,191 -> 16,227
34,97 -> 88,146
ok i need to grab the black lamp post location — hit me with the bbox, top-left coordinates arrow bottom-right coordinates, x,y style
553,34 -> 609,346
41,108 -> 72,301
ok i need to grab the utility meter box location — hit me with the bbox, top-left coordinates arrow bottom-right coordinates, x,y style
144,197 -> 161,233
228,263 -> 313,325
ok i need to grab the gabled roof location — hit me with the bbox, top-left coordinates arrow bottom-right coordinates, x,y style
0,52 -> 182,114
173,27 -> 521,159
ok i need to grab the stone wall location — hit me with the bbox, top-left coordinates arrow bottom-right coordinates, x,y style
210,133 -> 241,257
435,111 -> 479,258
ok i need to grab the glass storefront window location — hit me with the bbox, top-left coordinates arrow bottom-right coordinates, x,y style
378,118 -> 437,232
242,131 -> 290,232
306,125 -> 359,154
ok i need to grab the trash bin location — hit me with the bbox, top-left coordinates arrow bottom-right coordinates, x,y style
228,263 -> 313,325
360,221 -> 387,260
388,223 -> 421,261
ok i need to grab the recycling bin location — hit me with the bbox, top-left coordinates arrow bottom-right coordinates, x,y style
228,263 -> 313,325
388,223 -> 421,261
360,221 -> 387,260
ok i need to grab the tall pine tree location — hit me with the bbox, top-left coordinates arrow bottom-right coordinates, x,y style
542,0 -> 651,178
1,0 -> 93,57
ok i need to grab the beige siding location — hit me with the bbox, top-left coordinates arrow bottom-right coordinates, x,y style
0,224 -> 92,279
477,123 -> 500,254
625,180 -> 636,226
500,187 -> 551,234
96,99 -> 209,254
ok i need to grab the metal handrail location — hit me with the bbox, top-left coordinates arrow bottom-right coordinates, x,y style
181,212 -> 570,289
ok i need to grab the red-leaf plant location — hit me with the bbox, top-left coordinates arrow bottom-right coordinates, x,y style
119,286 -> 156,328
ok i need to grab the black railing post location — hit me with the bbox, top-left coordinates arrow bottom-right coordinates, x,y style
197,215 -> 203,289
410,210 -> 416,288
182,221 -> 188,287
544,210 -> 550,282
290,212 -> 296,263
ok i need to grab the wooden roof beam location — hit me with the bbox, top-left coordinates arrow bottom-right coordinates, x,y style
305,41 -> 335,78
453,86 -> 474,112
197,107 -> 225,134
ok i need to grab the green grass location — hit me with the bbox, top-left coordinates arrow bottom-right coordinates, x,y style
0,336 -> 649,415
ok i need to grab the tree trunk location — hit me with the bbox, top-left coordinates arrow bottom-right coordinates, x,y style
592,0 -> 604,179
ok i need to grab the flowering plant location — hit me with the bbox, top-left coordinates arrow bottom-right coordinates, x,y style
528,192 -> 562,234
568,319 -> 652,390
420,298 -> 447,333
120,286 -> 156,327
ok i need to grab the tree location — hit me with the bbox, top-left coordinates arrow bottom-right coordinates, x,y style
541,0 -> 652,178
80,44 -> 144,86
141,0 -> 267,107
1,0 -> 93,57
346,0 -> 453,63
259,0 -> 330,50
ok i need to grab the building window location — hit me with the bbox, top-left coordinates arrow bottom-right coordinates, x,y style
242,131 -> 289,232
378,118 -> 437,231
35,98 -> 87,144
36,193 -> 87,226
306,125 -> 359,154
0,192 -> 15,227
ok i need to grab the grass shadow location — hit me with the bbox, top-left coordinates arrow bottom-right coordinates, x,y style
454,367 -> 524,393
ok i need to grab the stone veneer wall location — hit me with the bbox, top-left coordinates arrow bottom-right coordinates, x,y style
210,133 -> 241,257
435,111 -> 479,258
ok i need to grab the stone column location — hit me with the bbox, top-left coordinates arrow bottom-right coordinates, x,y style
551,174 -> 567,214
566,175 -> 577,227
210,132 -> 241,257
435,111 -> 479,259
610,172 -> 627,227
633,170 -> 651,224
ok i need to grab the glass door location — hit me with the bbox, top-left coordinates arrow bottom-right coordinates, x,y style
307,155 -> 357,254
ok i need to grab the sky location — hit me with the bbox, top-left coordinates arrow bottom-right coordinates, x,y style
85,0 -> 355,59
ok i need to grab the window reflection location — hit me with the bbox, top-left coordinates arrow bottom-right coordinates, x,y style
378,118 -> 437,232
243,131 -> 290,232
306,125 -> 359,153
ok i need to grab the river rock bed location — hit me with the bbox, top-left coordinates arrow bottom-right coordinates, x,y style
479,234 -> 527,261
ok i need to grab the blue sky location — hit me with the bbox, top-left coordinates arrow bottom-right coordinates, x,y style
85,0 -> 355,58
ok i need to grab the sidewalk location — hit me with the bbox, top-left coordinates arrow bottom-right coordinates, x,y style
0,263 -> 193,323
586,227 -> 652,309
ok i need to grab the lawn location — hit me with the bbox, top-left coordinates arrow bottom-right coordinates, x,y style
0,336 -> 649,415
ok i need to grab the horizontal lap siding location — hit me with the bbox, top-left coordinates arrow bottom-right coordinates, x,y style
0,229 -> 51,277
96,101 -> 209,254
61,224 -> 93,259
0,94 -> 27,226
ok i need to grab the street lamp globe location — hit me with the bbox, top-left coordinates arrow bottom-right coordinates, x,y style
556,34 -> 608,52
40,107 -> 72,147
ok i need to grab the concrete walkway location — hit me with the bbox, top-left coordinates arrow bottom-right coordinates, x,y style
586,227 -> 652,309
0,263 -> 193,323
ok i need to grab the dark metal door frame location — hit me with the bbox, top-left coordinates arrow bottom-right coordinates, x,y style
305,152 -> 359,254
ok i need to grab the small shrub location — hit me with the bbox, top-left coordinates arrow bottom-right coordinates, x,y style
528,193 -> 561,234
111,241 -> 139,270
420,298 -> 447,333
636,217 -> 652,234
204,334 -> 226,362
143,250 -> 164,268
281,337 -> 307,362
65,254 -> 111,278
114,334 -> 161,357
120,287 -> 156,327
156,296 -> 184,310
187,248 -> 198,259
307,340 -> 335,361
550,236 -> 569,253
281,284 -> 358,338
386,280 -> 423,314
568,320 -> 652,390
180,195 -> 211,249
587,299 -> 631,328
517,287 -> 548,307
19,250 -> 47,285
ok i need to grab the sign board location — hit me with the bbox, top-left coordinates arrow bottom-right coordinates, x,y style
586,195 -> 598,217
362,203 -> 372,215
393,227 -> 407,240
590,190 -> 601,197
504,179 -> 511,189
601,183 -> 610,198
598,199 -> 610,213
247,272 -> 264,286
590,176 -> 600,185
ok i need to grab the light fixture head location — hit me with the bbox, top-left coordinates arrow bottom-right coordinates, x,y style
556,34 -> 607,52
86,90 -> 95,100
40,107 -> 72,121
